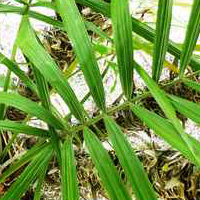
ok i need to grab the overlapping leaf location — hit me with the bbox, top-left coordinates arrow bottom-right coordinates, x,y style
1,145 -> 52,200
0,120 -> 49,137
0,4 -> 63,28
32,65 -> 61,162
84,127 -> 131,200
0,53 -> 37,93
0,92 -> 64,130
104,116 -> 157,200
169,95 -> 200,125
183,79 -> 200,93
33,156 -> 50,200
0,3 -> 110,42
56,0 -> 105,111
132,105 -> 200,166
75,0 -> 200,71
134,61 -> 200,166
1,1 -> 200,71
17,16 -> 85,122
0,141 -> 49,183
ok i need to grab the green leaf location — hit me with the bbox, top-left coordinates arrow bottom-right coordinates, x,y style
134,61 -> 200,166
0,120 -> 49,137
2,145 -> 53,200
0,71 -> 11,120
31,66 -> 51,110
1,1 -> 200,71
0,4 -> 110,43
31,65 -> 61,162
61,137 -> 79,200
94,43 -> 110,55
31,1 -> 56,9
76,0 -> 110,16
33,154 -> 49,200
132,105 -> 200,166
104,116 -> 157,200
0,92 -> 64,130
111,0 -> 133,99
169,95 -> 200,125
56,0 -> 106,111
85,21 -> 113,43
0,53 -> 37,94
16,16 -> 85,122
152,0 -> 172,82
183,79 -> 200,93
75,0 -> 200,71
134,61 -> 178,122
0,74 -> 11,88
0,4 -> 63,28
84,127 -> 131,200
0,141 -> 49,183
180,0 -> 200,75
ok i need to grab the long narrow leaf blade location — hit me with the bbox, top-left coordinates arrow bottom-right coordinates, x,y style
0,3 -> 110,42
33,155 -> 49,200
0,53 -> 37,94
76,0 -> 110,16
0,141 -> 50,182
0,92 -> 64,130
61,137 -> 79,200
132,105 -> 200,166
152,0 -> 172,82
1,2 -> 200,72
104,116 -> 157,200
31,1 -> 56,10
0,4 -> 63,28
84,127 -> 131,200
180,0 -> 200,75
132,105 -> 200,164
134,61 -> 200,166
0,120 -> 49,137
56,0 -> 105,111
134,61 -> 178,122
16,16 -> 85,122
1,1 -> 200,72
2,145 -> 53,200
111,0 -> 133,99
183,79 -> 200,93
32,65 -> 61,162
169,95 -> 200,125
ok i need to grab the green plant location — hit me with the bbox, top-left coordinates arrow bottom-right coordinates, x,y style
0,0 -> 200,199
